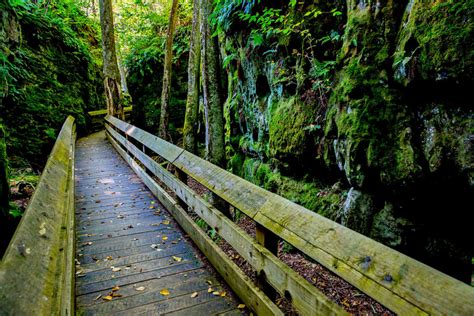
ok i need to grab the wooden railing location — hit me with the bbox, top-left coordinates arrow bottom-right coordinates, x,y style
87,106 -> 133,131
105,115 -> 474,315
0,116 -> 76,315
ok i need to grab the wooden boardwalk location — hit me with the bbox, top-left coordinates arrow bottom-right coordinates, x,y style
74,132 -> 240,315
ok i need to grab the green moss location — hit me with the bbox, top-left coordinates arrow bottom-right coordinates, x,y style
228,152 -> 245,177
269,97 -> 317,162
394,1 -> 474,84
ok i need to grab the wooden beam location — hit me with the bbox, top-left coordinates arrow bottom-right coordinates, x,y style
105,116 -> 474,315
0,116 -> 76,315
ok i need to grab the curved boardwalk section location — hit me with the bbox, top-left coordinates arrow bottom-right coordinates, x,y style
74,132 -> 240,315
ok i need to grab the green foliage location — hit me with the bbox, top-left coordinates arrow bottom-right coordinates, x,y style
124,5 -> 191,141
1,0 -> 104,168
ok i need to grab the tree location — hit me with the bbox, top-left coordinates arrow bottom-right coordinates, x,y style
159,0 -> 179,141
183,0 -> 201,154
99,0 -> 124,119
201,0 -> 225,167
0,124 -> 9,221
200,0 -> 229,217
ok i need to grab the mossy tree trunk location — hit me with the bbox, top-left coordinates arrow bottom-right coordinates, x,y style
201,0 -> 225,168
183,0 -> 201,154
0,124 -> 9,220
159,0 -> 179,141
200,0 -> 229,217
99,0 -> 124,120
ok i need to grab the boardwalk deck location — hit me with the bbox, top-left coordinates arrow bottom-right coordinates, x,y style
74,132 -> 240,315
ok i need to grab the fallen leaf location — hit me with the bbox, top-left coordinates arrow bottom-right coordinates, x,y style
162,236 -> 168,241
206,280 -> 213,285
208,288 -> 213,293
112,267 -> 121,272
102,295 -> 113,301
136,286 -> 146,291
212,291 -> 220,296
94,294 -> 102,300
172,256 -> 182,262
162,220 -> 170,225
237,304 -> 246,309
151,223 -> 161,226
220,292 -> 227,297
191,292 -> 198,298
160,289 -> 170,296
105,256 -> 113,260
111,292 -> 122,298
112,286 -> 120,292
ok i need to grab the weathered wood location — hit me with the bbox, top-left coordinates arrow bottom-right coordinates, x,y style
255,223 -> 278,300
78,269 -> 223,312
88,106 -> 133,117
0,116 -> 76,316
75,131 -> 239,315
106,116 -> 474,315
107,132 -> 283,316
106,124 -> 345,315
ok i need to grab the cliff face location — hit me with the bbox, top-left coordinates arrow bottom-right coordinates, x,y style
0,3 -> 104,168
221,0 -> 473,282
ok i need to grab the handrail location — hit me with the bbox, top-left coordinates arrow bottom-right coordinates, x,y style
0,116 -> 76,315
105,115 -> 474,315
87,106 -> 133,117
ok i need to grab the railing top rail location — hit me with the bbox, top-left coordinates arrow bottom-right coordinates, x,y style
88,106 -> 133,117
105,115 -> 474,315
0,116 -> 76,315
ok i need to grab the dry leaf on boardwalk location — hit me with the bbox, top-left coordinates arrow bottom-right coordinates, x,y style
172,256 -> 182,262
237,304 -> 246,309
191,292 -> 198,298
136,286 -> 146,291
160,289 -> 170,296
102,295 -> 113,301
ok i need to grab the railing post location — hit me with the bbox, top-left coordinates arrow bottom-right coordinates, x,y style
175,169 -> 188,210
255,223 -> 279,299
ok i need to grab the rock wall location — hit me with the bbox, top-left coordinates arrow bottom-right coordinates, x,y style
0,3 -> 104,168
221,0 -> 473,282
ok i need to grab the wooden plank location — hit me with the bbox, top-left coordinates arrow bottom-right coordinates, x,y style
107,117 -> 474,315
108,132 -> 283,316
62,122 -> 76,316
77,261 -> 203,295
106,125 -> 345,315
77,269 -> 220,310
88,106 -> 133,117
76,252 -> 198,286
165,296 -> 237,316
111,289 -> 228,316
0,116 -> 76,315
79,243 -> 192,271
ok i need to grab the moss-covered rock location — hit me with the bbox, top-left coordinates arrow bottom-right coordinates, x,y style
394,1 -> 474,85
370,203 -> 410,247
268,97 -> 318,163
1,4 -> 104,168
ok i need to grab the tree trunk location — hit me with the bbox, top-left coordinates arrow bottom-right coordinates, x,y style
99,0 -> 123,119
159,0 -> 179,141
183,0 -> 201,154
201,0 -> 225,168
200,0 -> 229,217
0,124 -> 9,220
